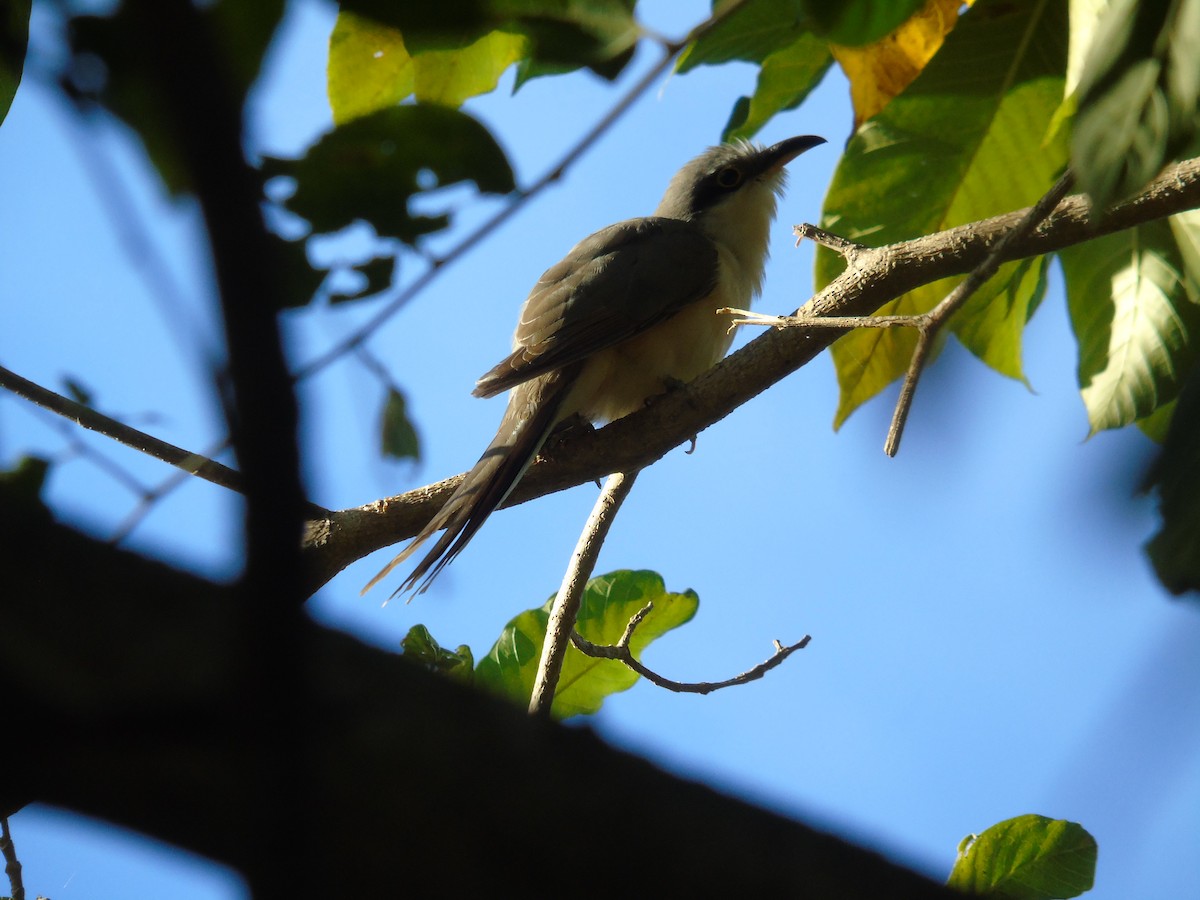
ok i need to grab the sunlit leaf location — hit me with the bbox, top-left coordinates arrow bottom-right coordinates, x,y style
1060,218 -> 1200,433
830,0 -> 966,128
474,570 -> 698,718
340,0 -> 637,78
1072,0 -> 1200,208
953,255 -> 1049,382
328,11 -> 527,122
947,814 -> 1096,898
722,33 -> 831,141
380,388 -> 421,461
816,0 -> 1069,428
1169,208 -> 1200,300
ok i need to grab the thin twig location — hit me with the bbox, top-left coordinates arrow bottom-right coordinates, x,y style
571,608 -> 811,695
0,363 -> 246,495
529,469 -> 640,717
1,816 -> 25,900
292,1 -> 752,383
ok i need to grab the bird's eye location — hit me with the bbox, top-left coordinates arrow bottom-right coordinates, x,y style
715,166 -> 742,189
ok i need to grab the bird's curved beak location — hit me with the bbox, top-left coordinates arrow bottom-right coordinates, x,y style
754,134 -> 827,176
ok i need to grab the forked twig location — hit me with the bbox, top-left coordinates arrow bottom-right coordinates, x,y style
571,604 -> 811,695
726,172 -> 1076,456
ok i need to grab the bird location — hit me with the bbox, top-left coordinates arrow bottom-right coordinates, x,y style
364,135 -> 826,597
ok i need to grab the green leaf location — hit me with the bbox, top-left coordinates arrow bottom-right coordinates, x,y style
722,33 -> 832,141
953,255 -> 1049,383
1169,208 -> 1200,300
328,12 -> 414,123
0,455 -> 50,516
328,12 -> 528,122
801,0 -> 926,47
0,0 -> 29,128
474,570 -> 699,718
1145,371 -> 1200,596
262,105 -> 514,245
380,388 -> 421,461
401,625 -> 475,682
676,0 -> 811,73
1136,396 -> 1175,443
816,0 -> 1069,428
1072,0 -> 1200,208
947,814 -> 1096,898
1060,218 -> 1200,433
62,376 -> 95,407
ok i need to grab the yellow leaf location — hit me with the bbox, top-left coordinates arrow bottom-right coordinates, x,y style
831,0 -> 968,128
328,12 -> 414,125
327,12 -> 527,124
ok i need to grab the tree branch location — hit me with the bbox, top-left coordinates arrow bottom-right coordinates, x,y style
529,469 -> 639,717
0,364 -> 248,497
301,156 -> 1200,594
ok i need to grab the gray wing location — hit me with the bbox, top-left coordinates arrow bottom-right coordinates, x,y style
473,216 -> 719,398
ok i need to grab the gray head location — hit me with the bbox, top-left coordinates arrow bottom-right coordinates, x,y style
654,135 -> 826,222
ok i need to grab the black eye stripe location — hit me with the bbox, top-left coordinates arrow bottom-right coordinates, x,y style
715,166 -> 742,188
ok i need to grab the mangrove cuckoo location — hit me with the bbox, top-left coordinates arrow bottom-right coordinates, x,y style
365,135 -> 825,597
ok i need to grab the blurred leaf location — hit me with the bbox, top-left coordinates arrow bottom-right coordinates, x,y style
328,12 -> 527,122
816,0 -> 1069,428
340,0 -> 638,79
262,105 -> 514,245
1072,0 -> 1200,209
68,0 -> 286,194
1145,370 -> 1200,596
401,625 -> 474,682
676,0 -> 810,73
830,0 -> 966,129
61,376 -> 95,407
475,570 -> 698,718
947,814 -> 1096,898
1060,218 -> 1200,433
0,0 -> 29,127
330,253 -> 397,304
0,455 -> 50,518
722,33 -> 831,141
803,0 -> 927,46
380,388 -> 421,461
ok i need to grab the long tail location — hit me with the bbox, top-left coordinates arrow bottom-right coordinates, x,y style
362,367 -> 579,598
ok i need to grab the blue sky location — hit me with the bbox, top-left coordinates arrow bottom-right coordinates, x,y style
2,1 -> 1198,897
